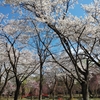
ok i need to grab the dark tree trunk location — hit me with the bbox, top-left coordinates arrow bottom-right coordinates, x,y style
39,64 -> 43,100
14,80 -> 21,100
53,92 -> 55,100
81,82 -> 89,100
68,89 -> 73,100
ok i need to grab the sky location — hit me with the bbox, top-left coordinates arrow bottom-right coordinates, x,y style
69,0 -> 93,17
0,0 -> 93,19
0,4 -> 19,19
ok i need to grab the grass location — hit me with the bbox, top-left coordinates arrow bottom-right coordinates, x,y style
0,96 -> 100,100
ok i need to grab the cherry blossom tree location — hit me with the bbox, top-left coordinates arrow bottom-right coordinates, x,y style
0,13 -> 14,97
3,81 -> 15,97
0,18 -> 39,100
3,0 -> 100,100
44,71 -> 58,100
28,23 -> 53,100
62,73 -> 74,99
89,72 -> 100,97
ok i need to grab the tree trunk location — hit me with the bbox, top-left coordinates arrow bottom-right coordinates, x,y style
14,81 -> 21,100
39,64 -> 43,100
81,82 -> 89,100
68,89 -> 73,100
51,92 -> 55,100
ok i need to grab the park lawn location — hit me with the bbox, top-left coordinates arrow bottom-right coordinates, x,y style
1,97 -> 100,100
0,98 -> 27,100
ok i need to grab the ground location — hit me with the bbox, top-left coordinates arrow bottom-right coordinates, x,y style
1,97 -> 100,100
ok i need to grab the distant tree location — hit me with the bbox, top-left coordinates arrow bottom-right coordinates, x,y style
3,81 -> 15,97
89,73 -> 100,97
44,71 -> 58,100
63,74 -> 74,100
